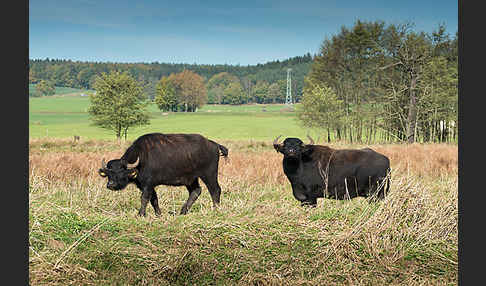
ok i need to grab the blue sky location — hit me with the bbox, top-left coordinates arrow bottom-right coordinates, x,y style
29,0 -> 458,65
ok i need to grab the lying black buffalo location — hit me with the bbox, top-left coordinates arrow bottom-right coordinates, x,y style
98,133 -> 228,216
273,135 -> 390,207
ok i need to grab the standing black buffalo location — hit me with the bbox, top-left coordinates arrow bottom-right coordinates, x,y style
273,135 -> 390,207
98,133 -> 228,216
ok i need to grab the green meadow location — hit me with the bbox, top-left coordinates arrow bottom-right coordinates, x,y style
29,95 -> 310,141
29,83 -> 95,97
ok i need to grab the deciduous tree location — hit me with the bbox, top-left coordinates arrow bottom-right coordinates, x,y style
155,76 -> 178,112
88,71 -> 150,140
297,80 -> 344,142
223,81 -> 245,105
169,70 -> 207,112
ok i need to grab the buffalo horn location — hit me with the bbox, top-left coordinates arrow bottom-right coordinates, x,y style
101,158 -> 107,169
307,134 -> 315,145
126,157 -> 140,169
273,135 -> 282,146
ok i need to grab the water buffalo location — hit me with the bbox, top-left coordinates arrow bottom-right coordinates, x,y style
98,133 -> 228,216
273,135 -> 390,207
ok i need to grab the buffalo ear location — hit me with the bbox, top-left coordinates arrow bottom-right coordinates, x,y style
302,145 -> 313,156
98,169 -> 107,177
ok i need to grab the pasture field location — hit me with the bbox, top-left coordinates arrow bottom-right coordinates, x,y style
29,83 -> 94,97
29,95 -> 308,141
29,138 -> 458,285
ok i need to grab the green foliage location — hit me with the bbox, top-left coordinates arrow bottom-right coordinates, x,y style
306,20 -> 458,143
28,54 -> 313,103
417,56 -> 458,142
297,80 -> 344,141
88,71 -> 150,139
266,82 -> 282,104
252,81 -> 270,104
76,68 -> 96,89
154,77 -> 178,112
207,72 -> 241,104
207,72 -> 240,90
34,80 -> 56,97
223,81 -> 246,105
207,85 -> 224,104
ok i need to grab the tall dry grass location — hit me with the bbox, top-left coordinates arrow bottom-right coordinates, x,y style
29,139 -> 456,185
29,138 -> 458,285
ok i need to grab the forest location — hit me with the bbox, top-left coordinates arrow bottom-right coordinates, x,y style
29,53 -> 313,104
299,21 -> 457,144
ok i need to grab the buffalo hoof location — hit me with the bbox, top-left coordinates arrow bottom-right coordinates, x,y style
300,202 -> 317,208
168,210 -> 177,216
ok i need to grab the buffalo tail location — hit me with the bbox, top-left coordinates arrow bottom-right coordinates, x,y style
218,144 -> 229,158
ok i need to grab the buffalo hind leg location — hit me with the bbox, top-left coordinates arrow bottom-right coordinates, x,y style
376,177 -> 389,200
366,177 -> 387,202
150,189 -> 162,216
201,174 -> 221,209
180,179 -> 202,215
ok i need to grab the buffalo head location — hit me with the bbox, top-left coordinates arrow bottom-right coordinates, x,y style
273,135 -> 314,159
98,157 -> 139,191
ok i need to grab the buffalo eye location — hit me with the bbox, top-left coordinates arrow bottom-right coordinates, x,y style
98,169 -> 107,177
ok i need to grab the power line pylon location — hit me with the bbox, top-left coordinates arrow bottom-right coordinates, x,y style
285,68 -> 292,105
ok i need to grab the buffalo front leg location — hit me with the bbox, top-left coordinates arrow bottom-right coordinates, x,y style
180,179 -> 202,215
138,186 -> 153,217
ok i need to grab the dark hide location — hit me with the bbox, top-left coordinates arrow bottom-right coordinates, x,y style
273,137 -> 390,207
99,133 -> 228,216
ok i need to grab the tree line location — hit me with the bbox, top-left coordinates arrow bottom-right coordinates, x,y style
29,54 -> 312,103
298,20 -> 457,143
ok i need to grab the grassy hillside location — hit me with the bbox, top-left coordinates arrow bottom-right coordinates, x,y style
29,138 -> 458,285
